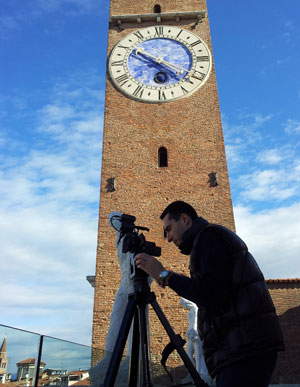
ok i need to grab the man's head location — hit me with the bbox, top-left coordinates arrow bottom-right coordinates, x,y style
160,201 -> 198,247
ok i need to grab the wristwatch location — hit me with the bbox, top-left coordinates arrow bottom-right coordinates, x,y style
158,270 -> 173,287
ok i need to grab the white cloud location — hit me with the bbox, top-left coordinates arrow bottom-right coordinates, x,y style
36,0 -> 99,13
234,203 -> 300,279
0,207 -> 95,344
40,104 -> 77,122
0,0 -> 108,39
225,144 -> 243,165
223,112 -> 273,145
224,114 -> 300,207
256,148 -> 283,164
0,77 -> 103,344
239,166 -> 300,201
284,119 -> 300,134
251,114 -> 273,128
223,113 -> 275,171
282,20 -> 296,45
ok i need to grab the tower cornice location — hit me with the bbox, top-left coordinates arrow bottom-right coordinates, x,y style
109,11 -> 206,29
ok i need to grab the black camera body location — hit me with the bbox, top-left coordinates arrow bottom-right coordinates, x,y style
117,214 -> 161,257
123,232 -> 161,257
110,213 -> 161,284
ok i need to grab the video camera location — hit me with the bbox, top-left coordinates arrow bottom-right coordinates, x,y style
110,213 -> 161,257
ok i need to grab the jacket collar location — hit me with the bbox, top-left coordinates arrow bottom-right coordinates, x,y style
179,217 -> 209,255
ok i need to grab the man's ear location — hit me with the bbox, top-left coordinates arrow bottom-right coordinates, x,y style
181,213 -> 192,225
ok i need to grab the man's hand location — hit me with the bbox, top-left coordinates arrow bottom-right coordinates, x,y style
135,253 -> 165,281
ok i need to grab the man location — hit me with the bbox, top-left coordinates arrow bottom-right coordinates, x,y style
135,201 -> 284,387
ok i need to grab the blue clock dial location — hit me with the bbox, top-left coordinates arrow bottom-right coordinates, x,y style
109,25 -> 212,103
127,38 -> 192,87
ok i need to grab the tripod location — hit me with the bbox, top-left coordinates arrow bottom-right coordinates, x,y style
102,268 -> 208,387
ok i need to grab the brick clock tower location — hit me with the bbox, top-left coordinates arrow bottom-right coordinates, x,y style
92,0 -> 235,361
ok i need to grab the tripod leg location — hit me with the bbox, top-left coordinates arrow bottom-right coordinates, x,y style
150,298 -> 208,387
138,304 -> 152,386
128,310 -> 140,387
103,296 -> 137,387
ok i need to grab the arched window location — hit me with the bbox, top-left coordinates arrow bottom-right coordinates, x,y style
153,4 -> 161,13
158,147 -> 168,167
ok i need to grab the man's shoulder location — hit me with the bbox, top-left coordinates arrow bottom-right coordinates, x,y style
202,223 -> 237,236
196,223 -> 233,238
195,223 -> 247,251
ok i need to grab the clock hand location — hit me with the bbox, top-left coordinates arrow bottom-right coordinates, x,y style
136,47 -> 186,74
135,47 -> 188,75
160,57 -> 188,75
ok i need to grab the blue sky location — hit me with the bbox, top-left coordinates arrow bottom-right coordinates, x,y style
1,0 -> 300,348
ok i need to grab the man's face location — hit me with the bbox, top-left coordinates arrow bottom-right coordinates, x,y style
162,213 -> 192,248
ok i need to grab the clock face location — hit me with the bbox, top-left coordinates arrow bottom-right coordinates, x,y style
108,25 -> 212,103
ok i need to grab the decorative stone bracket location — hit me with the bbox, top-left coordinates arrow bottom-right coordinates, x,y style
109,11 -> 206,29
106,177 -> 116,192
208,172 -> 218,187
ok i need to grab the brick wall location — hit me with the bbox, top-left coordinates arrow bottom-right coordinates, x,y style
110,0 -> 207,15
267,280 -> 300,384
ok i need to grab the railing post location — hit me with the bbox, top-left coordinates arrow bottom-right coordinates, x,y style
33,335 -> 44,387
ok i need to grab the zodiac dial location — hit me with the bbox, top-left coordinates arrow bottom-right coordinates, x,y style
108,25 -> 212,103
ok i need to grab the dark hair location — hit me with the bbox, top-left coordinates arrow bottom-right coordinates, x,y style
160,201 -> 198,221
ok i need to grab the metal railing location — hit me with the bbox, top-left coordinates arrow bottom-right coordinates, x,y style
0,324 -> 93,386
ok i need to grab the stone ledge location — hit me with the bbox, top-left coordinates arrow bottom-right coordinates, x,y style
109,11 -> 206,28
86,275 -> 95,288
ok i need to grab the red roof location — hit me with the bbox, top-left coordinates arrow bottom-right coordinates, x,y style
69,370 -> 88,376
17,358 -> 46,366
72,379 -> 90,386
266,278 -> 300,283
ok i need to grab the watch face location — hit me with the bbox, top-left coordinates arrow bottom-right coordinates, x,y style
108,25 -> 212,103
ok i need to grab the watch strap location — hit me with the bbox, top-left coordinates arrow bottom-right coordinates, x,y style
158,270 -> 174,288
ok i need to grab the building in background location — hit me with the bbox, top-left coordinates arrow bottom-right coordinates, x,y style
16,358 -> 45,382
267,279 -> 300,384
0,338 -> 8,384
60,370 -> 89,386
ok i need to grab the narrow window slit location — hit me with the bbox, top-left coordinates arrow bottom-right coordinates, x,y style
158,147 -> 168,167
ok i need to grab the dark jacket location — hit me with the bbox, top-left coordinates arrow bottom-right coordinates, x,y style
168,217 -> 284,377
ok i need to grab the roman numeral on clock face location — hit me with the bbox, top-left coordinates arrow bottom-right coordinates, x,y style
196,56 -> 209,62
133,31 -> 144,41
132,85 -> 144,98
158,90 -> 167,100
111,60 -> 124,66
191,71 -> 206,81
190,40 -> 202,47
154,26 -> 164,37
180,86 -> 188,95
176,29 -> 183,39
115,73 -> 129,86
